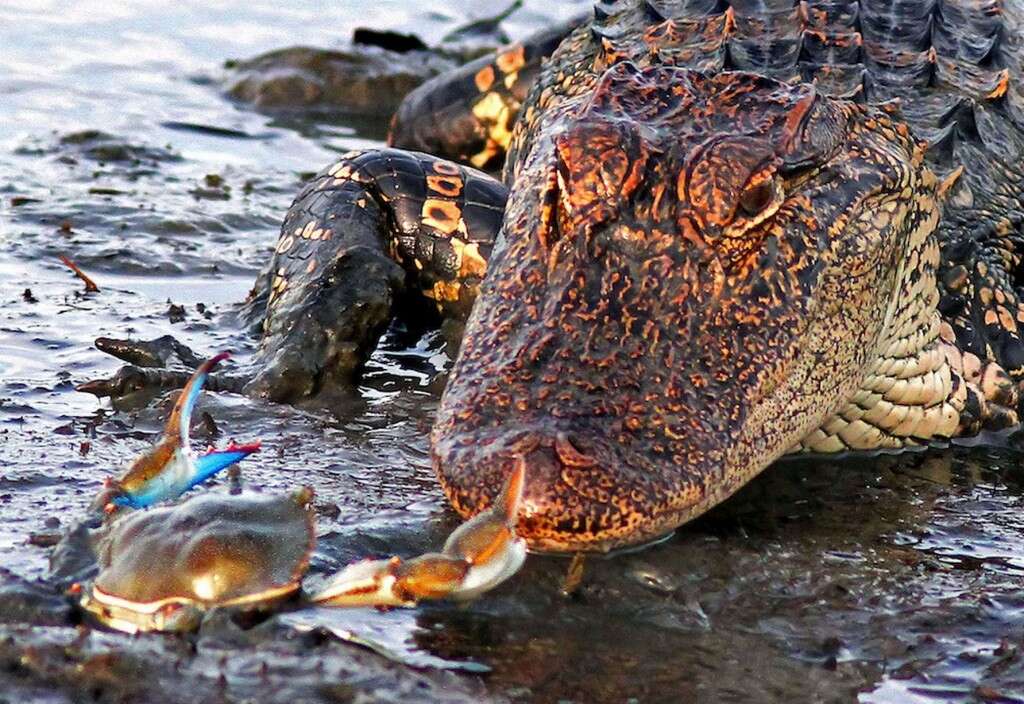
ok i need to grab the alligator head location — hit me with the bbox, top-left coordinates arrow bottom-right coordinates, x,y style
432,62 -> 943,552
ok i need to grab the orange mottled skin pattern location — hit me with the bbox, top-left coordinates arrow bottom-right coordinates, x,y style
423,0 -> 1024,551
84,0 -> 1024,552
432,62 -> 935,550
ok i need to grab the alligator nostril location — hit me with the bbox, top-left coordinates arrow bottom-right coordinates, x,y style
504,430 -> 541,456
554,431 -> 596,467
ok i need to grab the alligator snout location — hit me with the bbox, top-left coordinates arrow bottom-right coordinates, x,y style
433,425 -> 691,553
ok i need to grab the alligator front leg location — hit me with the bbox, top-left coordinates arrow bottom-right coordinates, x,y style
939,323 -> 1020,435
795,306 -> 1019,454
82,150 -> 508,403
244,148 -> 509,401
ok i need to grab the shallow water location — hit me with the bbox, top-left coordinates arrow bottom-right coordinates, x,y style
2,2 -> 1024,702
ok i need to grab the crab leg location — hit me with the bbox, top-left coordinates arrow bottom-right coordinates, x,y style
312,459 -> 527,607
96,353 -> 260,511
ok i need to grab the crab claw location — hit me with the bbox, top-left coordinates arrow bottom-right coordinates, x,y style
313,459 -> 527,607
98,353 -> 260,510
193,440 -> 262,483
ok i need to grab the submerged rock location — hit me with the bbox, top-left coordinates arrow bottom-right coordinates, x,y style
225,45 -> 456,115
52,130 -> 181,165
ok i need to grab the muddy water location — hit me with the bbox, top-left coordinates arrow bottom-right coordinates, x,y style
2,2 -> 1024,703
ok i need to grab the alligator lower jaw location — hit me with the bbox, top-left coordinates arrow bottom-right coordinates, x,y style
432,427 -> 770,554
514,512 -> 690,555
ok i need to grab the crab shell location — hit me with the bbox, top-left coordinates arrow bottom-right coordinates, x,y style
80,487 -> 316,633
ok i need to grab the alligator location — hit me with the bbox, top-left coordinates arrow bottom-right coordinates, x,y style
82,0 -> 1024,554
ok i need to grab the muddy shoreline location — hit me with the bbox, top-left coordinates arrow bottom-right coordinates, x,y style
2,1 -> 1024,702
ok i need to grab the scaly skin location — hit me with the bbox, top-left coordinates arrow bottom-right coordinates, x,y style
434,63 -> 960,551
432,0 -> 1024,551
83,0 -> 1024,553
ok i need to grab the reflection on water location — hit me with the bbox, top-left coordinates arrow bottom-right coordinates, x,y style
2,1 -> 1024,702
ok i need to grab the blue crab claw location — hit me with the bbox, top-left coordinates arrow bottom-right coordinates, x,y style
312,459 -> 527,607
96,352 -> 261,511
193,441 -> 262,482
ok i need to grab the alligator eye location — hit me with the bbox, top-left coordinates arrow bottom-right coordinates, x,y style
738,181 -> 774,216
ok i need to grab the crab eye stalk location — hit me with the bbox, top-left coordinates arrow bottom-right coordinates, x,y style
738,180 -> 774,216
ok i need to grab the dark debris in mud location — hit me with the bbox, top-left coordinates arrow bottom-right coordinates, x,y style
58,255 -> 100,293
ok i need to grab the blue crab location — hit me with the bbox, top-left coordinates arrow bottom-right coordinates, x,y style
75,354 -> 529,632
79,487 -> 316,633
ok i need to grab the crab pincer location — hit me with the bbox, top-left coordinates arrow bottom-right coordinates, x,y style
312,459 -> 527,607
93,352 -> 261,511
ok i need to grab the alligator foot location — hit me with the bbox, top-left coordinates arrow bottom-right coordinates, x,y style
78,334 -> 243,400
95,335 -> 203,369
940,323 -> 1020,434
311,460 -> 526,607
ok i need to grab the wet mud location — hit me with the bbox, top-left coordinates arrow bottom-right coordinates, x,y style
2,1 -> 1024,703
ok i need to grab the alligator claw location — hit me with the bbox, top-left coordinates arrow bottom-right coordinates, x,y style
77,365 -> 155,398
93,352 -> 260,511
95,335 -> 203,369
78,335 -> 211,398
313,459 -> 527,607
